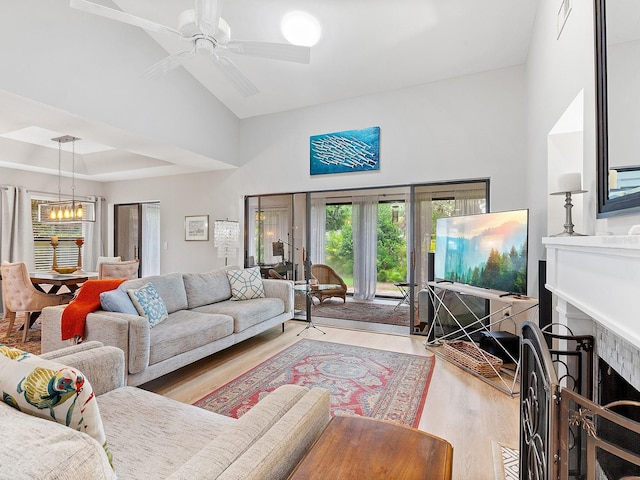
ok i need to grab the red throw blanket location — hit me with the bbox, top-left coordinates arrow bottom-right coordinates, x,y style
61,279 -> 126,341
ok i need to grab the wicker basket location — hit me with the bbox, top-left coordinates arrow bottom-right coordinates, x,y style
442,341 -> 503,377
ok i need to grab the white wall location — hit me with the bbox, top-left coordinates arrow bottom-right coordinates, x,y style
526,0 -> 640,253
105,66 -> 528,277
239,66 -> 526,211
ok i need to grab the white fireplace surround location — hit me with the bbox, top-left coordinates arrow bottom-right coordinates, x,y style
543,236 -> 640,392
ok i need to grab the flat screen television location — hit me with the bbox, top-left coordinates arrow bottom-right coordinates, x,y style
434,209 -> 528,295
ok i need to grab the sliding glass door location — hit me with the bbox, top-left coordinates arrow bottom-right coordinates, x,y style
244,180 -> 488,333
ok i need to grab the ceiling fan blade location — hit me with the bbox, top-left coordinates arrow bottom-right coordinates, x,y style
70,0 -> 181,37
195,0 -> 223,36
215,55 -> 259,97
141,48 -> 196,80
225,41 -> 311,64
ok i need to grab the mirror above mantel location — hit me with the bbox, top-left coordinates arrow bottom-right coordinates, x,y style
594,0 -> 640,217
595,0 -> 640,216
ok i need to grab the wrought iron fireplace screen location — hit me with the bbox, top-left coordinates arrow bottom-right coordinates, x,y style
520,322 -> 640,479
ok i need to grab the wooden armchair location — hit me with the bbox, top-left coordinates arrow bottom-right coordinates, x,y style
310,264 -> 348,303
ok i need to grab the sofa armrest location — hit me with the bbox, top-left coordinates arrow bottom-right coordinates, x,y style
40,305 -> 150,377
40,340 -> 105,359
85,312 -> 150,376
41,343 -> 126,396
262,279 -> 294,314
40,305 -> 74,353
167,385 -> 330,480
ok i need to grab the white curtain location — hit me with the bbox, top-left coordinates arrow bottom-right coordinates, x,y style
352,195 -> 378,300
0,186 -> 34,267
413,191 -> 433,288
0,186 -> 33,317
84,196 -> 104,272
310,197 -> 326,264
263,209 -> 289,264
142,203 -> 161,276
454,187 -> 486,215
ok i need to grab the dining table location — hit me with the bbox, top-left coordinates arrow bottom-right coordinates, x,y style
28,271 -> 97,294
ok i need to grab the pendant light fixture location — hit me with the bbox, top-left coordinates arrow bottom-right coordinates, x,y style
37,135 -> 96,223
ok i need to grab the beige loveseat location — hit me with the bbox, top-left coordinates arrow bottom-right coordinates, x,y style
40,268 -> 294,386
0,342 -> 330,479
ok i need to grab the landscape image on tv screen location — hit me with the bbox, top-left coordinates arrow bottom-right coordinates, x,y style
434,209 -> 528,295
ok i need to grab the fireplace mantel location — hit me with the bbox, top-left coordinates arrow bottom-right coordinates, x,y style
543,235 -> 640,348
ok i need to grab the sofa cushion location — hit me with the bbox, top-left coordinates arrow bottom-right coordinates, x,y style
193,297 -> 285,333
227,267 -> 265,301
122,272 -> 188,314
100,285 -> 138,315
98,386 -> 234,479
0,402 -> 116,480
148,310 -> 234,365
127,283 -> 169,327
0,348 -> 113,469
183,269 -> 232,308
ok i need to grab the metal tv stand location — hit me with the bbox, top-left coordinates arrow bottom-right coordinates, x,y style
423,281 -> 539,396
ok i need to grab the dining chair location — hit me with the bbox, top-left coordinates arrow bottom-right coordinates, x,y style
95,256 -> 121,271
98,259 -> 140,280
1,261 -> 70,342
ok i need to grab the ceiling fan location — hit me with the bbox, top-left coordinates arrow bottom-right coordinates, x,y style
69,0 -> 311,97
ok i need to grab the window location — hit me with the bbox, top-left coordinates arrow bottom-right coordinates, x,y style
32,199 -> 86,271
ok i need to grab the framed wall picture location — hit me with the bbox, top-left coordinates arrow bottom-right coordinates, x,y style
185,215 -> 209,241
310,126 -> 380,175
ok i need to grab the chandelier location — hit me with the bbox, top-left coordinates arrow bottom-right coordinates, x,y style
37,135 -> 96,223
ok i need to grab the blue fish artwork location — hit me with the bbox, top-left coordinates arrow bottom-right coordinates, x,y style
310,126 -> 380,175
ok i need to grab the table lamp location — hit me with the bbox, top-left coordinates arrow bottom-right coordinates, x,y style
550,172 -> 587,236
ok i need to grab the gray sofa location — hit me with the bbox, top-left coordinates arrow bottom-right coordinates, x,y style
40,268 -> 294,386
0,341 -> 331,479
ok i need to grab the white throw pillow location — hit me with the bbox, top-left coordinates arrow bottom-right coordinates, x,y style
226,267 -> 266,301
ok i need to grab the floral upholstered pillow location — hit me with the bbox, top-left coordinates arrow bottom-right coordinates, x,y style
0,345 -> 114,470
226,267 -> 266,300
127,282 -> 169,326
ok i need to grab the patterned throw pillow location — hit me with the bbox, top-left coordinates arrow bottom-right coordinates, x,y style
127,282 -> 169,326
0,345 -> 114,470
226,267 -> 266,301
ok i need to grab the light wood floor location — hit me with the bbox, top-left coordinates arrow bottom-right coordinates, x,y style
143,320 -> 520,480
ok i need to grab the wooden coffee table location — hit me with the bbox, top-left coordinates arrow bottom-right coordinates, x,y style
288,415 -> 453,479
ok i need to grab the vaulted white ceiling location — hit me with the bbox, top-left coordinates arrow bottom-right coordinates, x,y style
111,0 -> 539,119
0,0 -> 539,182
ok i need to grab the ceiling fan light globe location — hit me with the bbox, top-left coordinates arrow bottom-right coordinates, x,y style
281,11 -> 321,47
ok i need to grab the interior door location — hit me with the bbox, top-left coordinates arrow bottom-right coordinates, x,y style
114,202 -> 160,277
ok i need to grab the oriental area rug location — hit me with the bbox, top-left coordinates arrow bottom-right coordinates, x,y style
0,314 -> 42,355
311,299 -> 410,327
194,339 -> 434,428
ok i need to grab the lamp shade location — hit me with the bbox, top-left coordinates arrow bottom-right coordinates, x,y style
214,220 -> 240,259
